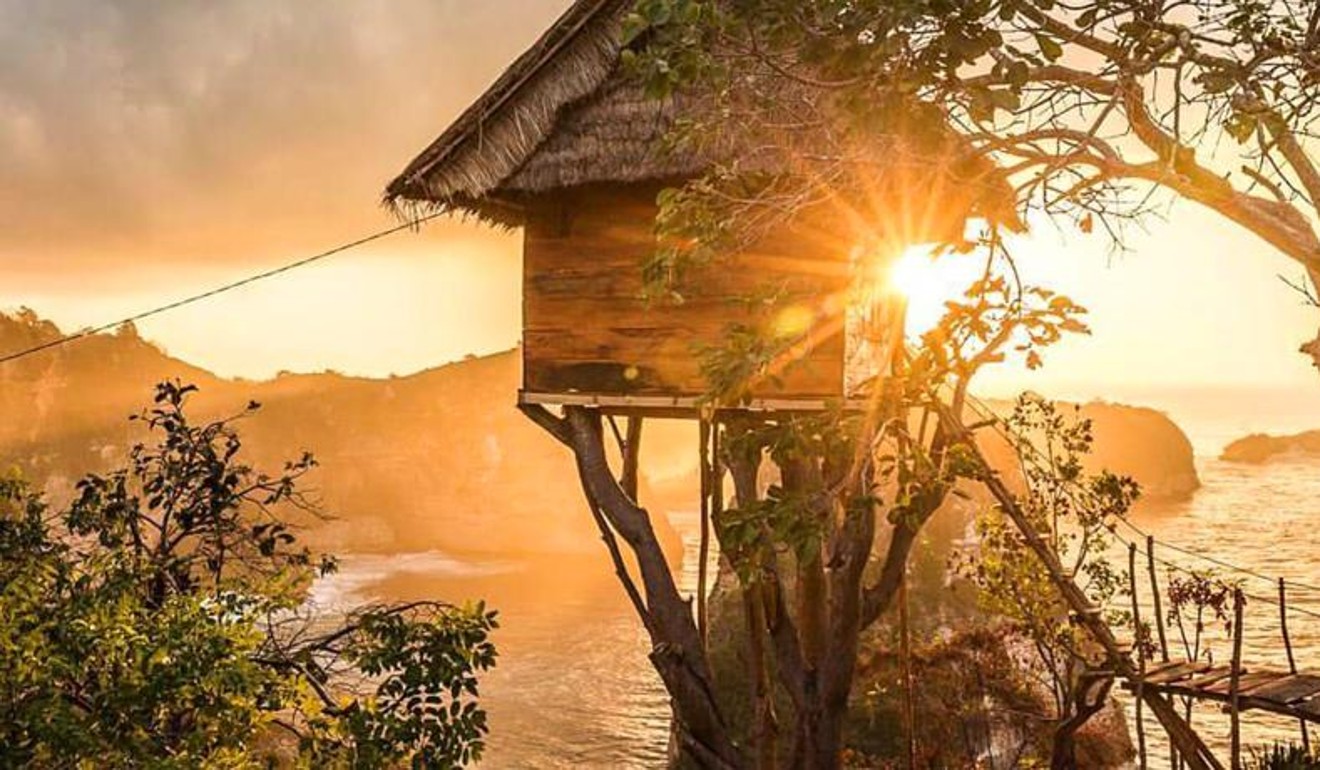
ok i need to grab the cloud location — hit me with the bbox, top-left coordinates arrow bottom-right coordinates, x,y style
0,0 -> 569,270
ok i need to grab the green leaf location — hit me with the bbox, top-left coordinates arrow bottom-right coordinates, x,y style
620,12 -> 649,45
1035,32 -> 1063,62
988,87 -> 1022,113
1198,70 -> 1236,94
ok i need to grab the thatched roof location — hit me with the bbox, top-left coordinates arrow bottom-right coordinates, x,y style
384,0 -> 1021,231
384,0 -> 662,222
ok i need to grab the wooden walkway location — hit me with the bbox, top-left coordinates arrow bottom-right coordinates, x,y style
1125,659 -> 1320,724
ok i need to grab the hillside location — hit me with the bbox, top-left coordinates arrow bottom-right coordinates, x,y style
0,311 -> 668,556
0,311 -> 1198,560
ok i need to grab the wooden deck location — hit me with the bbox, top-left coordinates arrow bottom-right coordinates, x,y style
1125,659 -> 1320,723
518,389 -> 872,418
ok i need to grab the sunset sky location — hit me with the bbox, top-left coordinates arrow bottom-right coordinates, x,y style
2,0 -> 1318,400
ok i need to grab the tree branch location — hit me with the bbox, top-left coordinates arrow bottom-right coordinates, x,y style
560,406 -> 742,768
517,403 -> 572,446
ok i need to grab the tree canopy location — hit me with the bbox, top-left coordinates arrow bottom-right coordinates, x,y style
520,1 -> 1312,765
627,0 -> 1320,364
0,382 -> 496,768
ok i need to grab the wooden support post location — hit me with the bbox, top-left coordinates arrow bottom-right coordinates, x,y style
1279,579 -> 1310,753
710,418 -> 724,643
624,416 -> 643,500
899,569 -> 917,770
741,582 -> 774,770
609,415 -> 644,501
1146,538 -> 1178,770
1229,589 -> 1244,770
1131,542 -> 1148,770
712,421 -> 724,536
1148,536 -> 1170,663
697,418 -> 712,648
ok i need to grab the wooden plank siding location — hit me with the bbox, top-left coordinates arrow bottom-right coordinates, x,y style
522,184 -> 856,398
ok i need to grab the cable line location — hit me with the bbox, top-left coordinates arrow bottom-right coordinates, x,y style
956,387 -> 1320,602
0,211 -> 445,367
1113,515 -> 1320,594
9,230 -> 1318,613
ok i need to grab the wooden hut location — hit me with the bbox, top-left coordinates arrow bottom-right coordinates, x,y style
385,0 -> 1011,416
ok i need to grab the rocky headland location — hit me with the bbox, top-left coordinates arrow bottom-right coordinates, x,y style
1222,430 -> 1320,464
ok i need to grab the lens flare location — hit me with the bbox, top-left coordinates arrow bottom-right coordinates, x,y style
773,303 -> 816,339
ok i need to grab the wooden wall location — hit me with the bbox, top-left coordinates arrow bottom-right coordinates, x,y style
521,184 -> 853,400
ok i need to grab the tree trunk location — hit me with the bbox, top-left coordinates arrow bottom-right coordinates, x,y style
792,701 -> 847,770
743,582 -> 779,770
525,405 -> 745,769
524,405 -> 924,770
1050,676 -> 1112,770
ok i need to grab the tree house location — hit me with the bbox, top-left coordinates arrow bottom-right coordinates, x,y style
385,0 -> 1010,417
383,8 -> 1044,767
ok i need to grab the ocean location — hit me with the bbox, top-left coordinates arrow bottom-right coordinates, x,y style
314,385 -> 1320,768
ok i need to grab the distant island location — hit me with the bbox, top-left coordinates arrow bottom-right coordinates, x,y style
1082,400 -> 1201,499
1222,430 -> 1320,464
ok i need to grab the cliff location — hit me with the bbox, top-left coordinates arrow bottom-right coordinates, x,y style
0,310 -> 1199,561
1080,401 -> 1200,498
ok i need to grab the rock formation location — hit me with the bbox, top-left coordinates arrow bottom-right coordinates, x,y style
1222,430 -> 1320,464
975,398 -> 1200,501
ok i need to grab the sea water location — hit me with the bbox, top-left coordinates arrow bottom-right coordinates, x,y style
315,385 -> 1320,767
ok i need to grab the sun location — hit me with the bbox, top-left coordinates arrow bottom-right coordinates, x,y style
889,247 -> 943,300
883,246 -> 985,335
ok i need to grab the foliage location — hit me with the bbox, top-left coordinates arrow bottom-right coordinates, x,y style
0,381 -> 496,769
1166,569 -> 1241,663
625,0 -> 1320,363
852,627 -> 1055,767
647,223 -> 1099,765
902,238 -> 1089,404
711,249 -> 1087,588
604,0 -> 1270,762
643,173 -> 780,301
954,394 -> 1137,741
695,318 -> 796,407
686,238 -> 1093,765
1248,743 -> 1320,770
